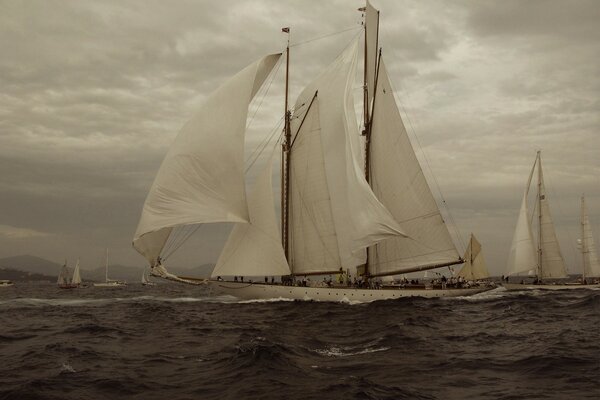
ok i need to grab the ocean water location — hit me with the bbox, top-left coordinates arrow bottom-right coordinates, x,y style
0,283 -> 598,400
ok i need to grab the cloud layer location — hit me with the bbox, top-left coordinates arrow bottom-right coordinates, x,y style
1,0 -> 598,275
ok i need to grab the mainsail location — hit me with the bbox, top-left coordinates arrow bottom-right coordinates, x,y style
57,262 -> 70,285
366,59 -> 461,276
581,196 -> 600,278
457,234 -> 489,280
71,259 -> 82,285
287,38 -> 405,275
133,54 -> 281,265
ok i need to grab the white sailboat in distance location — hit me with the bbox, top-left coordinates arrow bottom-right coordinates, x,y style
579,195 -> 600,284
132,1 -> 492,301
504,152 -> 600,290
93,249 -> 126,288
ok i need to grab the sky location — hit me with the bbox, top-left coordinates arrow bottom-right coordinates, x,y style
1,0 -> 598,276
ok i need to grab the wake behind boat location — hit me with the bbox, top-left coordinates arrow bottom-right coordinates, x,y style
133,1 -> 494,301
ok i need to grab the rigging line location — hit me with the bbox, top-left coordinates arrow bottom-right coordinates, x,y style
290,26 -> 361,48
246,117 -> 284,173
246,57 -> 284,130
245,116 -> 284,169
164,224 -> 203,261
386,75 -> 466,254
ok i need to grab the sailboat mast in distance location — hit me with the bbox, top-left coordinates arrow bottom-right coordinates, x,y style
537,151 -> 543,278
281,27 -> 291,262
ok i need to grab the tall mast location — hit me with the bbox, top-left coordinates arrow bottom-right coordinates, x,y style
537,151 -> 543,279
281,27 -> 291,263
581,195 -> 586,282
105,248 -> 109,282
360,3 -> 380,278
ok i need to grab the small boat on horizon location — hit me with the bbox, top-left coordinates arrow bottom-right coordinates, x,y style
57,259 -> 82,289
0,279 -> 14,287
93,249 -> 126,288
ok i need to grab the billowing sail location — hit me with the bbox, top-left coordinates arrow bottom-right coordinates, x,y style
581,196 -> 600,278
133,54 -> 281,265
457,234 -> 489,280
212,152 -> 290,278
367,60 -> 461,277
288,39 -> 405,275
71,259 -> 82,285
537,157 -> 567,278
365,0 -> 379,110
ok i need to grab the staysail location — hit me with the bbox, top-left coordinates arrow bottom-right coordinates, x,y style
71,259 -> 82,285
457,234 -> 489,280
581,196 -> 600,278
57,262 -> 70,285
212,151 -> 291,278
288,38 -> 405,275
133,54 -> 281,265
366,60 -> 461,277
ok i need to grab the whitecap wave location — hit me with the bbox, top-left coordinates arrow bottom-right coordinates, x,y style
313,345 -> 390,357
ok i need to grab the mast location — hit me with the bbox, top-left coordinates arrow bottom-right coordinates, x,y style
105,248 -> 109,283
537,151 -> 543,279
361,3 -> 380,278
581,195 -> 586,282
281,27 -> 292,264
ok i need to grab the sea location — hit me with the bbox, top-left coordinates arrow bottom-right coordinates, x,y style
0,283 -> 598,400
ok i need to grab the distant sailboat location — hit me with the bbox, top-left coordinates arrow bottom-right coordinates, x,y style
0,280 -> 14,287
58,259 -> 80,289
580,195 -> 600,283
504,152 -> 600,290
131,1 -> 492,301
457,234 -> 490,281
93,249 -> 126,287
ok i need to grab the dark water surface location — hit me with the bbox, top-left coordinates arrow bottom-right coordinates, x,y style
1,283 -> 599,400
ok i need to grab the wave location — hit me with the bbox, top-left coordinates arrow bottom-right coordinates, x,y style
313,345 -> 390,358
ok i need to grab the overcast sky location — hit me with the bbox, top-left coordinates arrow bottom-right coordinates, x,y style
1,0 -> 598,276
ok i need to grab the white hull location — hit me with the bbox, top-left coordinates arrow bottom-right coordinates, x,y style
208,281 -> 493,302
93,282 -> 126,288
0,281 -> 14,287
503,282 -> 600,291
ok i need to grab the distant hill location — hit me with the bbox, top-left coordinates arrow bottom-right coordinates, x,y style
0,255 -> 214,283
0,267 -> 55,282
0,255 -> 61,275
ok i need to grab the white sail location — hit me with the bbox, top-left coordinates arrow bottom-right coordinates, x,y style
212,152 -> 290,278
457,234 -> 489,280
288,38 -> 405,275
581,196 -> 600,278
367,60 -> 460,276
537,157 -> 567,278
133,54 -> 281,265
58,262 -> 69,285
506,159 -> 538,276
71,259 -> 82,285
365,0 -> 379,110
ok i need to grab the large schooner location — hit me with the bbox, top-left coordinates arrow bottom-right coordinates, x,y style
132,1 -> 492,301
504,152 -> 600,290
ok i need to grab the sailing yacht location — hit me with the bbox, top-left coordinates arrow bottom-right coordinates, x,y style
0,280 -> 14,287
58,259 -> 81,289
132,1 -> 492,301
504,152 -> 600,290
93,249 -> 126,287
579,195 -> 600,284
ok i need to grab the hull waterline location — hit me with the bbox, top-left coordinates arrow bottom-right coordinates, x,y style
503,282 -> 600,291
208,281 -> 493,302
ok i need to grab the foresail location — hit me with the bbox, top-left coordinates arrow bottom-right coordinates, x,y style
212,151 -> 290,278
288,38 -> 405,275
538,161 -> 567,278
506,191 -> 538,276
457,235 -> 489,280
582,197 -> 600,277
133,54 -> 281,265
367,60 -> 460,277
